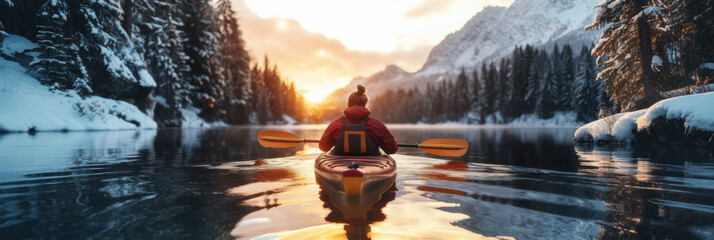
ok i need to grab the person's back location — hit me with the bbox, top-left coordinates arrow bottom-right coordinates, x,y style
319,85 -> 397,155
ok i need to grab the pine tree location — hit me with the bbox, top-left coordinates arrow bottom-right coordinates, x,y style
556,44 -> 575,111
479,63 -> 490,121
506,46 -> 528,119
31,0 -> 71,89
471,68 -> 481,122
537,57 -> 557,119
74,0 -> 155,101
264,60 -> 283,122
181,0 -> 225,121
148,1 -> 190,127
486,63 -> 497,116
574,46 -> 599,122
524,53 -> 541,114
455,68 -> 470,118
0,0 -> 13,44
586,0 -> 659,110
217,0 -> 251,124
497,58 -> 509,116
434,81 -> 445,122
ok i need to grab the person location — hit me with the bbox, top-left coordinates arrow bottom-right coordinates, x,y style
319,85 -> 398,155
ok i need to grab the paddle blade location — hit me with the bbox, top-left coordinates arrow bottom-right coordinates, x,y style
418,139 -> 468,157
257,130 -> 303,148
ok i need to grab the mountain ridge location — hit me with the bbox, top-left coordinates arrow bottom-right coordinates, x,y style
324,0 -> 601,109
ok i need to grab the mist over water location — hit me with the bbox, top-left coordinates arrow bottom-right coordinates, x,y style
1,126 -> 713,239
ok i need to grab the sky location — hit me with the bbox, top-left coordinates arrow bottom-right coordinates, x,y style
232,0 -> 514,103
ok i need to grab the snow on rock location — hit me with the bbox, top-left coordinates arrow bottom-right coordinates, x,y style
0,56 -> 156,132
651,55 -> 663,71
282,114 -> 297,125
643,7 -> 662,15
573,110 -> 646,143
1,35 -> 38,56
575,92 -> 714,144
636,92 -> 714,132
137,68 -> 157,88
179,107 -> 227,128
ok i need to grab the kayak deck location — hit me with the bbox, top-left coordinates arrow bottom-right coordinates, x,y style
314,152 -> 396,196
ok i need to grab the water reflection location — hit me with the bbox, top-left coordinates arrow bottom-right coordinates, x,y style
0,126 -> 713,239
389,126 -> 580,171
574,145 -> 714,239
317,170 -> 396,240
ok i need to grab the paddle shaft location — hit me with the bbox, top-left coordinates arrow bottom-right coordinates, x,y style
398,143 -> 419,148
260,137 -> 319,143
399,143 -> 464,149
258,130 -> 467,156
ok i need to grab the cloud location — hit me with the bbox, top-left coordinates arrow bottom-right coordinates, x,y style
405,0 -> 456,19
233,0 -> 432,94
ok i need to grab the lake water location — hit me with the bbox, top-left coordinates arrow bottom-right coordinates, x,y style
1,126 -> 713,239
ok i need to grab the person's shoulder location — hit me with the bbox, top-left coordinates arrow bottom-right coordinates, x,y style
328,117 -> 346,126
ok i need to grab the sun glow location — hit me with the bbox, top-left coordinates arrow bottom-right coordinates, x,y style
237,0 -> 515,103
303,90 -> 329,103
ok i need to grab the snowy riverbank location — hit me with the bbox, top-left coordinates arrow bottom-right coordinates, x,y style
0,56 -> 157,132
0,35 -> 157,132
574,92 -> 714,148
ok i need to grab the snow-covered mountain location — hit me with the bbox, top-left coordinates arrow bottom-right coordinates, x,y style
326,0 -> 600,105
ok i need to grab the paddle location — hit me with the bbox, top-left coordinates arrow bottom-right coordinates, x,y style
257,130 -> 468,157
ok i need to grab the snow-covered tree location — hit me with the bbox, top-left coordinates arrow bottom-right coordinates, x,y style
31,0 -> 71,88
0,0 -> 10,44
148,1 -> 191,127
471,68 -> 480,114
537,59 -> 557,119
586,0 -> 659,110
74,0 -> 155,102
181,0 -> 225,122
0,0 -> 13,43
217,0 -> 251,124
497,58 -> 509,114
524,55 -> 541,114
574,46 -> 599,122
455,68 -> 471,118
556,44 -> 575,111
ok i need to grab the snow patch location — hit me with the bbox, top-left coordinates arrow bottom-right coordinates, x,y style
1,35 -> 38,55
575,92 -> 714,143
0,56 -> 156,132
137,68 -> 157,88
651,55 -> 663,71
429,111 -> 579,126
636,92 -> 714,132
508,111 -> 580,127
573,110 -> 646,142
179,107 -> 227,128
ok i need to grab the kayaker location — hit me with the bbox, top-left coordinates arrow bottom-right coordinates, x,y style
319,85 -> 398,155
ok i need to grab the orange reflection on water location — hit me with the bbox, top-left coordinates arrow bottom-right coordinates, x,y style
418,160 -> 469,196
432,161 -> 469,171
421,172 -> 468,182
417,185 -> 467,196
296,145 -> 324,155
230,155 -> 512,240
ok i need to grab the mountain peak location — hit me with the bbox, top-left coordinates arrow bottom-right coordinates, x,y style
326,0 -> 600,105
384,64 -> 405,73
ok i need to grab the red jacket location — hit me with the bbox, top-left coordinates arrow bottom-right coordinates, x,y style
319,106 -> 398,154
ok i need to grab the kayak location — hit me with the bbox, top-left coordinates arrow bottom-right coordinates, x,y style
314,151 -> 396,196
